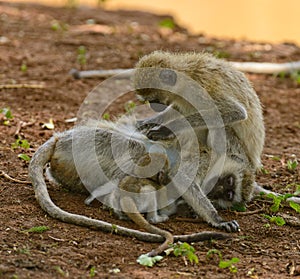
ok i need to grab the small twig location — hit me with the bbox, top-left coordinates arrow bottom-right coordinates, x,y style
233,207 -> 265,216
0,83 -> 45,89
0,170 -> 31,184
48,235 -> 66,242
69,60 -> 300,79
14,120 -> 35,136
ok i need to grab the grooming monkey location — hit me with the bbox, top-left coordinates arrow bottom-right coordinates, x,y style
29,116 -> 233,244
133,50 -> 265,171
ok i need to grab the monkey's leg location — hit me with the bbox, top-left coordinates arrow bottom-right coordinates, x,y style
180,182 -> 240,232
84,180 -> 119,205
120,196 -> 174,256
254,183 -> 300,204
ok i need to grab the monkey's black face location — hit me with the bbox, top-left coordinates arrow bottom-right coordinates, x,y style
207,174 -> 235,202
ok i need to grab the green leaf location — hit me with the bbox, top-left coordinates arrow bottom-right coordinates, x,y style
219,257 -> 240,269
18,154 -> 31,161
270,216 -> 286,226
158,18 -> 175,29
231,203 -> 247,212
0,107 -> 13,119
23,226 -> 50,233
137,254 -> 163,267
289,201 -> 300,213
11,138 -> 30,149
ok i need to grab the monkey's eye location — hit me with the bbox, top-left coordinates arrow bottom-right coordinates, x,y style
159,69 -> 177,86
226,176 -> 234,187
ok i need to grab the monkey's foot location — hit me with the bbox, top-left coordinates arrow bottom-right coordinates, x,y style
215,220 -> 240,232
147,126 -> 175,141
148,215 -> 169,224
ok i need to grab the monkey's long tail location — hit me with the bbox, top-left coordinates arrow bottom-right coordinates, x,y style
120,196 -> 174,256
29,138 -> 231,243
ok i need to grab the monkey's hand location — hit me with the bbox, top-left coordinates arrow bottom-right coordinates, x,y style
214,220 -> 240,233
146,126 -> 175,141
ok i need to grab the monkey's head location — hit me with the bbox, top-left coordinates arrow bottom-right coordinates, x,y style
207,174 -> 237,208
207,168 -> 255,209
133,51 -> 190,113
134,152 -> 171,186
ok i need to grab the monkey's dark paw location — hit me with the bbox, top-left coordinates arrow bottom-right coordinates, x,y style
147,126 -> 175,141
217,220 -> 240,232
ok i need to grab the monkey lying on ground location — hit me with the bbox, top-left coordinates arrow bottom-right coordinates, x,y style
29,116 -> 235,244
133,51 -> 265,172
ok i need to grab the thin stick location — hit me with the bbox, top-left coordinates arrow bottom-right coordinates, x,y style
0,170 -> 31,184
233,207 -> 264,216
69,60 -> 300,79
0,84 -> 45,89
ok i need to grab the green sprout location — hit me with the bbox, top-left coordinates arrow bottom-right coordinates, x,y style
22,226 -> 50,233
18,154 -> 31,161
263,214 -> 286,226
0,107 -> 13,119
172,242 -> 199,264
20,63 -> 27,73
11,137 -> 30,150
77,46 -> 87,67
287,159 -> 298,172
124,101 -> 136,114
206,249 -> 240,273
158,18 -> 175,29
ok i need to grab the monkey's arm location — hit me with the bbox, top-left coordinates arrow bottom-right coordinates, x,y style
179,181 -> 240,232
139,101 -> 247,141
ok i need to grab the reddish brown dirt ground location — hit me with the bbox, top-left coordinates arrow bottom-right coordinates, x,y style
1,2 -> 300,278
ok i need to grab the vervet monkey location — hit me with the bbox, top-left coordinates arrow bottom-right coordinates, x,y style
28,117 -> 232,243
133,50 -> 265,171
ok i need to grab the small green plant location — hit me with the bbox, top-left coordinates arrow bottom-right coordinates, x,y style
260,166 -> 269,175
54,266 -> 68,277
137,254 -> 163,267
111,224 -> 118,234
206,249 -> 239,273
18,154 -> 31,161
89,266 -> 96,277
124,101 -> 136,114
22,226 -> 50,233
287,159 -> 298,172
290,70 -> 300,84
231,203 -> 247,212
0,107 -> 13,119
102,113 -> 110,120
158,18 -> 175,29
172,242 -> 199,264
77,46 -> 87,67
20,63 -> 27,73
11,137 -> 30,149
262,214 -> 286,226
51,20 -> 68,32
